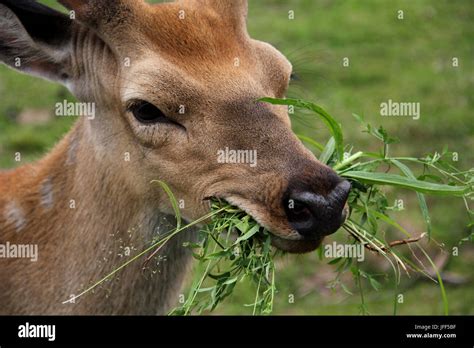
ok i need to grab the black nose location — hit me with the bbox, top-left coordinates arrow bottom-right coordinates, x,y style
284,180 -> 351,238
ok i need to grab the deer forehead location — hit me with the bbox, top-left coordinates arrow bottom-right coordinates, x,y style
121,57 -> 256,103
111,3 -> 292,92
119,45 -> 291,109
141,2 -> 247,55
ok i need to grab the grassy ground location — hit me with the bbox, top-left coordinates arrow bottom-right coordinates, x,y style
0,0 -> 472,314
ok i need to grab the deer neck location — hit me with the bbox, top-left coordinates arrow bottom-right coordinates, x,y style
0,120 -> 194,314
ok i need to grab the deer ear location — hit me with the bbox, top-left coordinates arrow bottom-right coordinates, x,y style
0,0 -> 74,83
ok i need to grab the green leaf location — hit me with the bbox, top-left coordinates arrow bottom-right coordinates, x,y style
368,276 -> 382,291
333,151 -> 364,171
368,209 -> 410,237
459,232 -> 473,244
297,134 -> 324,151
235,224 -> 260,243
352,113 -> 365,124
342,171 -> 467,196
260,97 -> 344,160
316,244 -> 324,261
417,174 -> 444,183
418,247 -> 449,315
206,250 -> 233,259
222,276 -> 238,285
328,257 -> 343,265
235,216 -> 250,233
209,271 -> 231,280
376,126 -> 399,145
340,281 -> 354,295
196,287 -> 215,293
320,137 -> 335,164
151,180 -> 181,230
391,159 -> 432,236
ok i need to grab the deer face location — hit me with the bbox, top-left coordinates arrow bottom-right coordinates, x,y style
0,0 -> 350,253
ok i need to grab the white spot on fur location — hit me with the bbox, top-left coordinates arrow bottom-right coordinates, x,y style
40,177 -> 54,209
4,201 -> 27,232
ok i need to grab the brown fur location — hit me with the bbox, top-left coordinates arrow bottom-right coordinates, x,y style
0,0 -> 340,314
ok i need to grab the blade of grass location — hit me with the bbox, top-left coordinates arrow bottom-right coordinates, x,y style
319,137 -> 335,164
63,206 -> 226,304
417,247 -> 449,315
297,134 -> 324,152
152,180 -> 182,231
342,171 -> 467,196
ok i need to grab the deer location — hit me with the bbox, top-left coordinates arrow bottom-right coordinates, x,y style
0,0 -> 350,315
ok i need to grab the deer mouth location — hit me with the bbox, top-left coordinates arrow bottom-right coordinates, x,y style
218,196 -> 324,254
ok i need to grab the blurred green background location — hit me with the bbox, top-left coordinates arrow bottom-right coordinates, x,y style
0,0 -> 472,314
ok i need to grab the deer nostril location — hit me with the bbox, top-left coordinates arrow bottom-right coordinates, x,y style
284,180 -> 351,238
291,200 -> 311,216
284,197 -> 317,236
285,200 -> 313,232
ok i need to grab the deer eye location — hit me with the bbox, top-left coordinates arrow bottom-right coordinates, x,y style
128,100 -> 178,126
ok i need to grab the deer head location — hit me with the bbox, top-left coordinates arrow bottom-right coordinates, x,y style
0,0 -> 350,254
